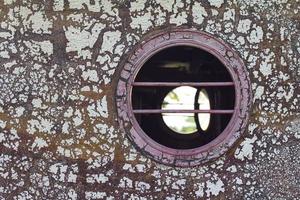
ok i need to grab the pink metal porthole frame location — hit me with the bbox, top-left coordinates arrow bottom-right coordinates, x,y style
116,29 -> 252,167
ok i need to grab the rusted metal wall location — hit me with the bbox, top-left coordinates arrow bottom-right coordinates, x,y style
0,0 -> 299,199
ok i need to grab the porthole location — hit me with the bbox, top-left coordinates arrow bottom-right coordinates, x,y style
116,29 -> 252,167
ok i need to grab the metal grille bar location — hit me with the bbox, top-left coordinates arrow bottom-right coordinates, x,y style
133,109 -> 234,114
132,82 -> 234,87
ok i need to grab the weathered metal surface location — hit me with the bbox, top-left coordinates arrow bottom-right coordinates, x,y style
0,0 -> 299,199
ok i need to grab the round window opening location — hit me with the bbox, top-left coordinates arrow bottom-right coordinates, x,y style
116,30 -> 252,167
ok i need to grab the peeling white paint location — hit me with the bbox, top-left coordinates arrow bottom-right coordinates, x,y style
131,12 -> 153,33
24,40 -> 53,56
254,85 -> 265,101
276,84 -> 294,102
85,191 -> 107,199
208,0 -> 224,8
86,173 -> 108,184
67,0 -> 105,12
22,10 -> 52,34
135,181 -> 151,192
130,0 -> 147,12
206,178 -> 224,197
87,96 -> 108,118
259,49 -> 275,77
31,137 -> 48,150
4,0 -> 15,5
32,98 -> 43,108
235,136 -> 258,161
223,9 -> 235,21
157,0 -> 173,12
101,0 -> 119,16
195,182 -> 205,197
0,120 -> 7,129
226,165 -> 237,173
82,69 -> 99,82
73,110 -> 83,126
27,118 -> 54,134
247,25 -> 263,43
192,2 -> 207,24
53,0 -> 64,11
170,12 -> 188,25
172,179 -> 186,190
235,177 -> 243,185
237,19 -> 252,33
68,189 -> 77,200
64,107 -> 74,118
65,23 -> 104,58
119,177 -> 133,188
101,31 -> 122,53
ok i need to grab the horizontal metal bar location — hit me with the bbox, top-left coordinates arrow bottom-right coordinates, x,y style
133,109 -> 234,114
132,82 -> 234,87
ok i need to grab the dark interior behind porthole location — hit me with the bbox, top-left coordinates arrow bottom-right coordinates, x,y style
132,46 -> 235,149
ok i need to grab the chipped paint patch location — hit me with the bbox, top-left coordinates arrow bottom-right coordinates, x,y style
247,25 -> 264,43
235,136 -> 258,161
208,0 -> 224,8
254,85 -> 265,101
237,19 -> 252,33
206,178 -> 225,197
192,2 -> 207,24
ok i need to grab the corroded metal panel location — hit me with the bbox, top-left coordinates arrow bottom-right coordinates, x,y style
0,0 -> 299,199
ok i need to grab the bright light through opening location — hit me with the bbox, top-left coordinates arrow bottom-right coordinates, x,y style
162,86 -> 211,134
198,89 -> 210,131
